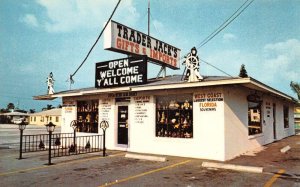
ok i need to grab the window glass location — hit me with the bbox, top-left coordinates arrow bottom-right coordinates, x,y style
156,94 -> 193,138
77,100 -> 99,133
248,101 -> 262,135
56,116 -> 59,122
284,106 -> 289,128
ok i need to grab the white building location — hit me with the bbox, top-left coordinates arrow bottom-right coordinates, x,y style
0,111 -> 29,124
37,75 -> 296,161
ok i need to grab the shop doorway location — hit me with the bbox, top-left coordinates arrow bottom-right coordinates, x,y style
273,103 -> 276,140
117,105 -> 128,145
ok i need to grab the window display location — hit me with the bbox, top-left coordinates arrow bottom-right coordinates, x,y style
156,94 -> 193,138
248,101 -> 262,135
77,100 -> 99,133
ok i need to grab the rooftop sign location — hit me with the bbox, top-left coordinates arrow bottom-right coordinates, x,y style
104,20 -> 180,69
95,56 -> 147,88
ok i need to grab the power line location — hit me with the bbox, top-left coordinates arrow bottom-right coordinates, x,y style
180,0 -> 254,77
68,0 -> 122,87
198,0 -> 254,48
150,13 -> 162,37
200,58 -> 233,77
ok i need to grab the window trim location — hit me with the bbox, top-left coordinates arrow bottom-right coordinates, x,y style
247,99 -> 263,136
283,105 -> 289,129
155,94 -> 193,139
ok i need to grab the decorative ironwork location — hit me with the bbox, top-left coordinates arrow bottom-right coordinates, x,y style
53,134 -> 103,157
19,132 -> 103,164
100,120 -> 109,157
69,144 -> 76,153
55,137 -> 61,146
100,120 -> 109,130
39,140 -> 45,149
22,133 -> 73,153
85,140 -> 91,149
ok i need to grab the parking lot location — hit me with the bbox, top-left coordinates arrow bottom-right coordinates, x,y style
0,125 -> 299,186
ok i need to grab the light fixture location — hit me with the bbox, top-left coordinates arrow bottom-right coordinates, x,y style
45,122 -> 56,133
18,120 -> 27,131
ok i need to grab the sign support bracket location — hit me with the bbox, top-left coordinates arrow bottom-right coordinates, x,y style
156,66 -> 166,79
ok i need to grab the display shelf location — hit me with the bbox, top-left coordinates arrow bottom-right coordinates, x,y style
156,100 -> 193,138
77,100 -> 99,133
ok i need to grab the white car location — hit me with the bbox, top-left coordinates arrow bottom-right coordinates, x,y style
13,118 -> 25,124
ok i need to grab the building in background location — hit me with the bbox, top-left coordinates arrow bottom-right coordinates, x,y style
0,111 -> 29,124
295,107 -> 300,129
29,108 -> 62,126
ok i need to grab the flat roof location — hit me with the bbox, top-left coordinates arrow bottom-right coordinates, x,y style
29,108 -> 62,116
34,75 -> 298,103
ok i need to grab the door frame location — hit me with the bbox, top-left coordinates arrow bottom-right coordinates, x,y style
116,103 -> 129,148
273,103 -> 277,140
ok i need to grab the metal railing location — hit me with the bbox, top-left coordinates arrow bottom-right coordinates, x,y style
22,133 -> 73,153
52,134 -> 103,158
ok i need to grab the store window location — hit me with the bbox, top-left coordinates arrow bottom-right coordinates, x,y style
156,94 -> 193,138
248,101 -> 262,135
77,100 -> 99,133
283,106 -> 289,128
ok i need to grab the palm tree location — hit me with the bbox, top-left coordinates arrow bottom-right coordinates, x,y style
290,81 -> 300,100
42,104 -> 55,111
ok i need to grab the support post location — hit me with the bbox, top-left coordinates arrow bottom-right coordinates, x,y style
100,120 -> 109,157
73,128 -> 77,154
19,130 -> 23,159
48,131 -> 52,165
103,128 -> 106,157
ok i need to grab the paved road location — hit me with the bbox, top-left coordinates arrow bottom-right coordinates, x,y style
0,124 -> 61,148
0,125 -> 299,186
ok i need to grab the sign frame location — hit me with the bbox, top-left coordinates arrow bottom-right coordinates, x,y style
104,20 -> 181,70
95,56 -> 148,88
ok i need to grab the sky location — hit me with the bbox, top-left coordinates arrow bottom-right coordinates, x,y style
0,0 -> 299,111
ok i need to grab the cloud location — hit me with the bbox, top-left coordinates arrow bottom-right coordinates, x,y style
201,38 -> 300,97
222,33 -> 236,42
32,0 -> 139,33
21,14 -> 39,27
263,39 -> 300,81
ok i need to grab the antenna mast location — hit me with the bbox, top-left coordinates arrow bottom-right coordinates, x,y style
150,0 -> 166,79
148,0 -> 150,36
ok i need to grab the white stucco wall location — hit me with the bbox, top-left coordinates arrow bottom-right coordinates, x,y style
60,85 -> 295,161
99,98 -> 116,150
125,88 -> 226,161
61,98 -> 77,134
223,86 -> 295,160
